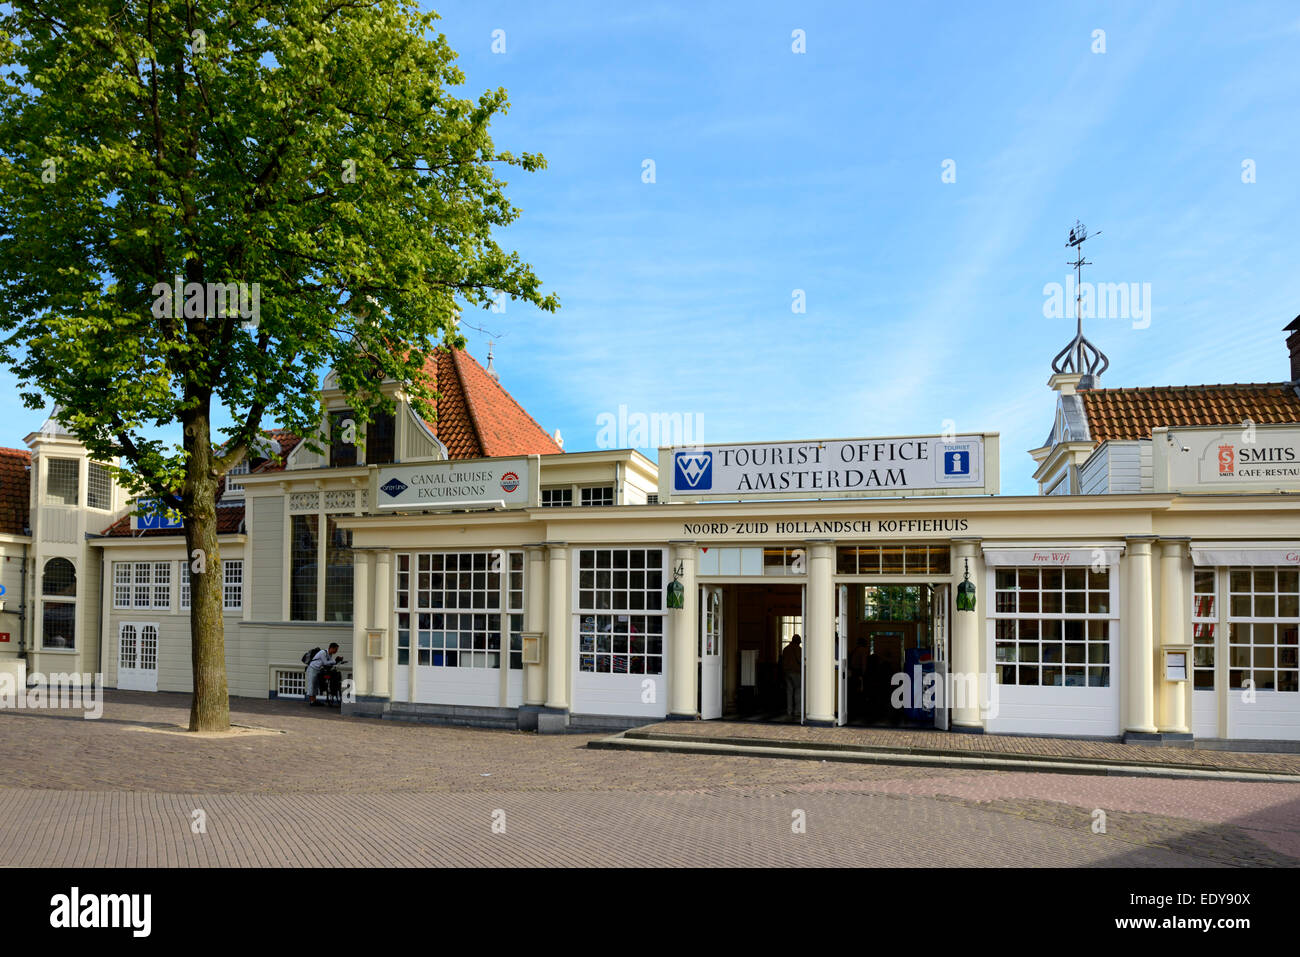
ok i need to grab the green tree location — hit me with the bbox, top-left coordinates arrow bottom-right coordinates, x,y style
0,1 -> 557,730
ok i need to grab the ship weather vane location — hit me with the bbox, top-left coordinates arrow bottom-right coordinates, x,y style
1051,220 -> 1110,384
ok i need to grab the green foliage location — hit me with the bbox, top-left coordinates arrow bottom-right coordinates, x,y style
0,0 -> 557,501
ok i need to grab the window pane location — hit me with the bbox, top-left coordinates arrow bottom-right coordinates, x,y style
364,412 -> 396,465
42,601 -> 75,649
329,410 -> 357,468
42,558 -> 76,597
291,514 -> 319,621
87,462 -> 112,510
325,517 -> 353,622
46,458 -> 79,506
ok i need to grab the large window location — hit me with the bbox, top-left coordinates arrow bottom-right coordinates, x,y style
324,518 -> 352,621
1192,569 -> 1217,690
328,410 -> 357,468
1226,567 -> 1299,693
394,551 -> 524,669
41,558 -> 77,649
87,462 -> 113,510
577,548 -> 665,675
46,458 -> 79,506
993,566 -> 1112,688
112,561 -> 170,610
365,411 -> 396,466
290,515 -> 319,621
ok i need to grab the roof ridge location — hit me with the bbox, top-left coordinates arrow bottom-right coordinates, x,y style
447,347 -> 489,456
452,346 -> 560,455
1083,382 -> 1293,394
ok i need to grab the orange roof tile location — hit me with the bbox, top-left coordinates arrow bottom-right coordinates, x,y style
1079,383 -> 1300,443
419,347 -> 561,458
0,447 -> 31,537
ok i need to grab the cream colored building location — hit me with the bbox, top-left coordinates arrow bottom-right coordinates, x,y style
2,333 -> 1299,744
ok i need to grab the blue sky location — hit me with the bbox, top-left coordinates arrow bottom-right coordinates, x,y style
5,1 -> 1300,494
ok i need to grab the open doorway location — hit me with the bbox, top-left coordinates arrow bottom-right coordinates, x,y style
699,582 -> 805,722
839,583 -> 949,728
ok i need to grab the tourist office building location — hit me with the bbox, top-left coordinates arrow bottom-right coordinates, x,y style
3,322 -> 1300,744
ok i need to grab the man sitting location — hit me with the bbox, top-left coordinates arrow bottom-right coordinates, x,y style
305,643 -> 340,706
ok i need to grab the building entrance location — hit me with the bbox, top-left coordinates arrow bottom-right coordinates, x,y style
698,582 -> 805,722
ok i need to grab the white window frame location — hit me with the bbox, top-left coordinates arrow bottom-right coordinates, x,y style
117,561 -> 172,611
990,565 -> 1115,689
224,458 -> 250,500
1225,566 -> 1299,693
579,485 -> 615,507
223,559 -> 244,611
574,547 -> 667,676
1192,567 -> 1218,690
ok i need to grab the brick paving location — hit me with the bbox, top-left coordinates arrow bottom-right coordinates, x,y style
634,720 -> 1300,775
0,691 -> 1295,867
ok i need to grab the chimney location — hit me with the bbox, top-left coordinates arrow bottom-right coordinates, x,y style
1287,316 -> 1300,382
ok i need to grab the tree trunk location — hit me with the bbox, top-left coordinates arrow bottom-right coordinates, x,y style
183,408 -> 231,732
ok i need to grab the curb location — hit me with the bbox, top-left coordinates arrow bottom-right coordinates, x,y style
590,732 -> 1300,783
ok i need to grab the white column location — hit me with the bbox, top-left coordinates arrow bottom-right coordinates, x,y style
668,544 -> 697,717
1125,539 -> 1157,734
371,551 -> 392,700
545,544 -> 569,710
351,550 -> 373,697
1158,539 -> 1189,734
804,542 -> 835,724
524,546 -> 547,706
950,540 -> 982,730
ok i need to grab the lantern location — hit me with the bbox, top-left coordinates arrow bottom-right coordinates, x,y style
666,560 -> 685,609
956,558 -> 977,612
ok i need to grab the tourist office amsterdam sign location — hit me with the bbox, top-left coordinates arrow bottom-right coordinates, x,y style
376,456 -> 538,509
659,434 -> 998,501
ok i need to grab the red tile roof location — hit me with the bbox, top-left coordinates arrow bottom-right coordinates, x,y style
0,447 -> 31,537
419,347 -> 561,458
1079,383 -> 1300,443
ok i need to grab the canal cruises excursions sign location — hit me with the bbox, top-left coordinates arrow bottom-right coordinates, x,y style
659,433 -> 998,501
376,456 -> 538,509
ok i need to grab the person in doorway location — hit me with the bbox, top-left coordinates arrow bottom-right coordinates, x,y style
848,637 -> 870,721
781,634 -> 802,718
305,643 -> 340,706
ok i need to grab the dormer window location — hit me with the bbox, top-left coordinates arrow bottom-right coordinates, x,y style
225,459 -> 250,499
365,411 -> 396,465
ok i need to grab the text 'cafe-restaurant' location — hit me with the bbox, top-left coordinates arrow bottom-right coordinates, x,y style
338,424 -> 1300,744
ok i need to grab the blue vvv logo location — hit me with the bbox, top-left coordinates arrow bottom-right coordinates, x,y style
674,451 -> 712,490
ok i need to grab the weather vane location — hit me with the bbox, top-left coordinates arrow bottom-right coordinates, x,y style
1051,220 -> 1109,385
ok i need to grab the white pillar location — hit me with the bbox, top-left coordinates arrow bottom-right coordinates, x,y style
371,551 -> 392,700
545,543 -> 569,710
668,544 -> 697,717
524,546 -> 547,706
351,550 -> 373,697
1158,539 -> 1189,734
804,542 -> 835,724
1125,539 -> 1157,734
950,540 -> 982,730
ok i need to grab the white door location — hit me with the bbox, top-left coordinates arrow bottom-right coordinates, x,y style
118,622 -> 158,692
836,585 -> 848,726
932,584 -> 950,731
699,586 -> 723,719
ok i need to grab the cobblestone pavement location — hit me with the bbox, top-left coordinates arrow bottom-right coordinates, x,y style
0,692 -> 1295,867
635,720 -> 1300,774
